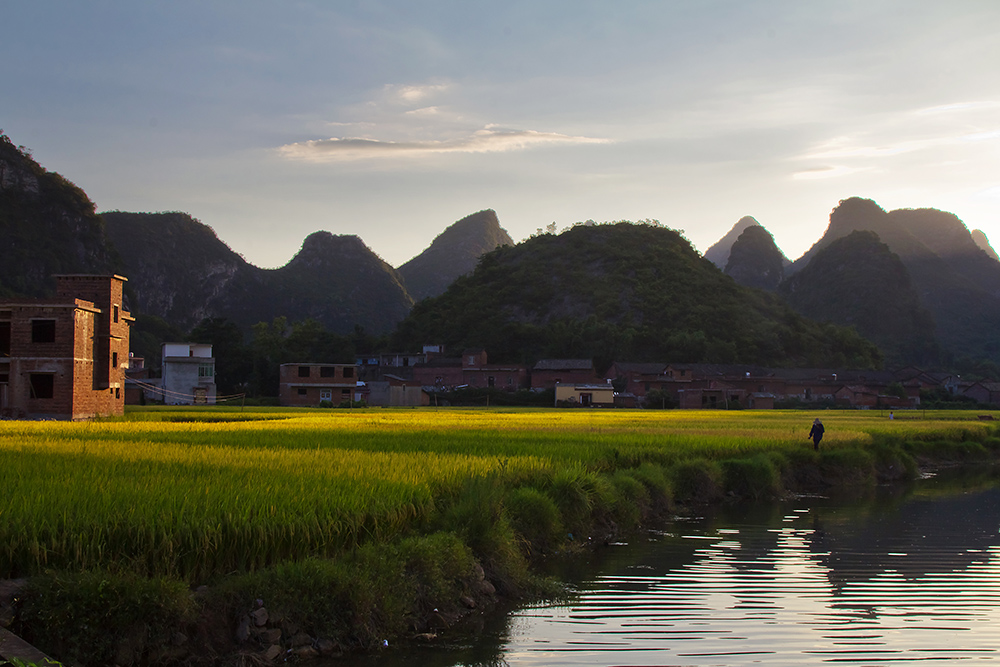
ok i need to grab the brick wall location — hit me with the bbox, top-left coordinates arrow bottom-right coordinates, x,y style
1,275 -> 130,419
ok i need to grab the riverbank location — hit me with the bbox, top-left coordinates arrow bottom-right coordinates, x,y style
1,408 -> 998,665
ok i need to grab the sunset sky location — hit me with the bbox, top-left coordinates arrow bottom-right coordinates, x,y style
4,1 -> 999,268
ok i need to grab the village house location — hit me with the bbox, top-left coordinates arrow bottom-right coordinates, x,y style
531,359 -> 600,390
605,361 -> 668,395
961,382 -> 1000,407
554,382 -> 616,407
676,380 -> 747,409
123,353 -> 148,405
833,385 -> 880,408
0,274 -> 132,420
278,362 -> 362,407
410,348 -> 529,391
148,343 -> 218,405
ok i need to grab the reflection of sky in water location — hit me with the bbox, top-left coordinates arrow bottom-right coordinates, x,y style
502,488 -> 1000,666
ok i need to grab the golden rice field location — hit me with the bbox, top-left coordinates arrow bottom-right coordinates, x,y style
1,407 -> 995,583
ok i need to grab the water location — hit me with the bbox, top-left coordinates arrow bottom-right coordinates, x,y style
347,470 -> 1000,666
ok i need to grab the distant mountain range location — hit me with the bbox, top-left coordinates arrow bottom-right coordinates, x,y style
1,132 -> 512,336
704,215 -> 791,270
101,211 -> 415,334
0,134 -> 120,297
392,222 -> 882,370
3,131 -> 999,369
398,209 -> 514,302
718,197 -> 1000,366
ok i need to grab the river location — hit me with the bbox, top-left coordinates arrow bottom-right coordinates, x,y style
343,468 -> 1000,666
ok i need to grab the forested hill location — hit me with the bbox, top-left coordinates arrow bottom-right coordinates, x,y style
103,212 -> 413,334
398,209 -> 514,301
780,231 -> 939,367
724,225 -> 785,291
0,132 -> 120,297
102,211 -> 254,328
392,222 -> 882,370
785,197 -> 1000,364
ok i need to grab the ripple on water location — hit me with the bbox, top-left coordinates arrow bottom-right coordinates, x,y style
501,487 -> 1000,666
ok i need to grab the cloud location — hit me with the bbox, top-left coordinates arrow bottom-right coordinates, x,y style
791,165 -> 872,181
405,106 -> 443,117
915,101 -> 1000,116
975,186 -> 1000,200
383,82 -> 450,105
277,127 -> 610,162
790,100 -> 1000,181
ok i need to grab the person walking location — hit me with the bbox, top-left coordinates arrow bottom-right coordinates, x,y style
809,418 -> 825,451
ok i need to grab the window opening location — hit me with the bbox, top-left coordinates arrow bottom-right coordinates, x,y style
0,322 -> 9,357
31,320 -> 56,343
29,374 -> 54,399
320,366 -> 336,378
298,366 -> 311,378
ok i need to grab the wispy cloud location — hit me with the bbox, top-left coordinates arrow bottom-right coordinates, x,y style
791,100 -> 1000,180
278,126 -> 610,162
791,165 -> 873,181
382,82 -> 451,105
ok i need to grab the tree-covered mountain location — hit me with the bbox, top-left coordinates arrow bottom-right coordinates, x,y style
780,231 -> 939,367
724,225 -> 785,291
103,212 -> 413,334
787,197 -> 1000,363
7,131 -> 1000,372
102,211 -> 253,327
704,216 -> 760,269
705,215 -> 790,270
393,222 -> 882,370
0,132 -> 120,297
398,209 -> 513,301
256,231 -> 412,334
972,229 -> 999,261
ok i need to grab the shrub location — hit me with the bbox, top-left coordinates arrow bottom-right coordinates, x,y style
818,448 -> 876,487
436,478 -> 528,595
547,467 -> 602,537
721,454 -> 781,500
19,570 -> 195,666
506,487 -> 564,555
607,471 -> 649,529
626,463 -> 673,511
870,443 -> 916,482
671,459 -> 724,504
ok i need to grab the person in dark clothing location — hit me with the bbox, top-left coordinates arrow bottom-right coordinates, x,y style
809,418 -> 824,450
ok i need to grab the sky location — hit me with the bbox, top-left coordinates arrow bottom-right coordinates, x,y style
3,1 -> 1000,269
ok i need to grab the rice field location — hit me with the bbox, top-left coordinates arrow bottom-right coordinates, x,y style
1,407 -> 995,583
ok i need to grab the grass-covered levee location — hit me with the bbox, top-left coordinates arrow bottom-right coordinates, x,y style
2,407 -> 998,665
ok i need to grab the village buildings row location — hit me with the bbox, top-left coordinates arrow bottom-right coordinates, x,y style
3,275 -> 999,419
338,346 -> 997,410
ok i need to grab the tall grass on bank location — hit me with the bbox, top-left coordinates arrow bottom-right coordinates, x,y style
3,408 -> 999,664
1,408 -> 996,584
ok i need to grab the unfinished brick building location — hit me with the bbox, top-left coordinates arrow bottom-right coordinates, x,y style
279,363 -> 360,407
0,275 -> 132,420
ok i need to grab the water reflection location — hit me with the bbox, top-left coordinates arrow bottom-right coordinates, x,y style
342,469 -> 1000,666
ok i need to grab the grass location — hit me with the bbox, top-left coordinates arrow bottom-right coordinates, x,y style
1,407 -> 994,582
1,406 -> 997,663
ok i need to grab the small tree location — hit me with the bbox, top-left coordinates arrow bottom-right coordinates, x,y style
643,389 -> 675,409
